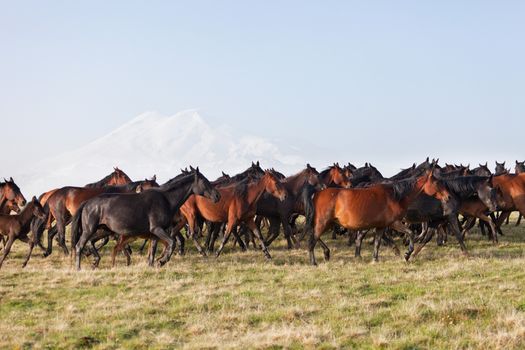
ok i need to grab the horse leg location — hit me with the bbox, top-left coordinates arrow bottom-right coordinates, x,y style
347,230 -> 357,247
264,217 -> 280,247
231,225 -> 247,252
478,213 -> 498,244
22,235 -> 36,268
54,214 -> 69,255
43,225 -> 58,257
460,216 -> 476,241
355,230 -> 368,258
246,220 -> 271,259
372,229 -> 384,262
411,226 -> 435,259
148,239 -> 158,267
215,222 -> 236,258
139,239 -> 149,254
0,234 -> 16,268
174,231 -> 185,255
90,240 -> 101,268
382,230 -> 401,256
151,227 -> 175,266
449,216 -> 469,256
111,236 -> 124,267
317,238 -> 330,261
389,221 -> 415,261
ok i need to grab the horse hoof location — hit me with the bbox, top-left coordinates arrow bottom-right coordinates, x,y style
324,252 -> 330,261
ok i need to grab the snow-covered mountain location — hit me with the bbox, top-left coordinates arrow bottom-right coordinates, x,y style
14,110 -> 307,196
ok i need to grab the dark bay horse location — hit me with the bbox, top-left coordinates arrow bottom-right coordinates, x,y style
181,171 -> 287,259
256,164 -> 324,249
0,197 -> 46,268
405,175 -> 499,258
39,176 -> 157,256
31,168 -> 134,254
303,169 -> 453,265
72,170 -> 220,269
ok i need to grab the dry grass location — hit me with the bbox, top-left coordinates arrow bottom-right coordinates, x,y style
1,218 -> 525,349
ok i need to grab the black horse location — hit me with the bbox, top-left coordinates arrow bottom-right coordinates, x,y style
71,169 -> 220,269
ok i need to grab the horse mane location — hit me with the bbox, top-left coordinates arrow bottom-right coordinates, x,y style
85,173 -> 116,187
390,177 -> 417,201
442,176 -> 487,198
159,172 -> 195,192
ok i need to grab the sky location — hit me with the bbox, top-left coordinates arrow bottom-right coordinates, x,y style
1,1 -> 524,173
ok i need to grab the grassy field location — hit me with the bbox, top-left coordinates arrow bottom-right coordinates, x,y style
1,219 -> 525,349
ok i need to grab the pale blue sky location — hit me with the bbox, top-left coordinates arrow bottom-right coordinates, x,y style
1,1 -> 524,170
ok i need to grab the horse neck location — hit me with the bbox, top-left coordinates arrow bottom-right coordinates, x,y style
162,178 -> 196,212
246,178 -> 270,205
283,171 -> 307,195
18,204 -> 36,224
397,180 -> 426,211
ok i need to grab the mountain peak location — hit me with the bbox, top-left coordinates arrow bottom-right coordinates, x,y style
15,110 -> 305,196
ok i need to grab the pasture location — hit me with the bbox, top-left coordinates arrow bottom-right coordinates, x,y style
1,219 -> 525,349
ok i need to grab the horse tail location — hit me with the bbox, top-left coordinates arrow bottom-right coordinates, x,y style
71,201 -> 87,253
30,202 -> 49,248
300,184 -> 317,242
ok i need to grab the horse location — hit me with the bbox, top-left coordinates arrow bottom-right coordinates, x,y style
38,177 -> 158,257
471,163 -> 492,176
319,164 -> 351,188
0,178 -> 26,210
181,170 -> 287,259
0,196 -> 46,268
495,161 -> 509,175
256,164 -> 324,249
31,168 -> 134,255
71,169 -> 220,269
491,173 -> 525,230
303,168 -> 453,265
85,167 -> 132,187
405,175 -> 500,258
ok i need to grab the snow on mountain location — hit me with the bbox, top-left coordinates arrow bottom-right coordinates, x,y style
14,110 -> 306,196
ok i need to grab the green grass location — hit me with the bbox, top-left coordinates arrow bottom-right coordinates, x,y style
1,219 -> 525,349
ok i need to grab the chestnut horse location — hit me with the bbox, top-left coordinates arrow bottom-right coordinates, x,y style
303,169 -> 453,265
0,196 -> 46,268
181,171 -> 287,259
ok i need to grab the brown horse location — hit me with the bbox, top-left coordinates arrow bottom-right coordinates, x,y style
0,178 -> 26,209
0,196 -> 46,268
304,169 -> 453,265
319,164 -> 351,188
491,173 -> 525,229
181,171 -> 287,259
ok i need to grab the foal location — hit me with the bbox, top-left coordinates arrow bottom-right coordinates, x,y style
0,197 -> 46,268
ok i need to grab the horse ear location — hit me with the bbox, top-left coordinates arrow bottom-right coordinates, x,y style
32,196 -> 37,202
517,160 -> 520,165
484,162 -> 487,167
152,175 -> 156,181
196,167 -> 200,173
307,163 -> 311,169
426,156 -> 429,162
257,161 -> 260,166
